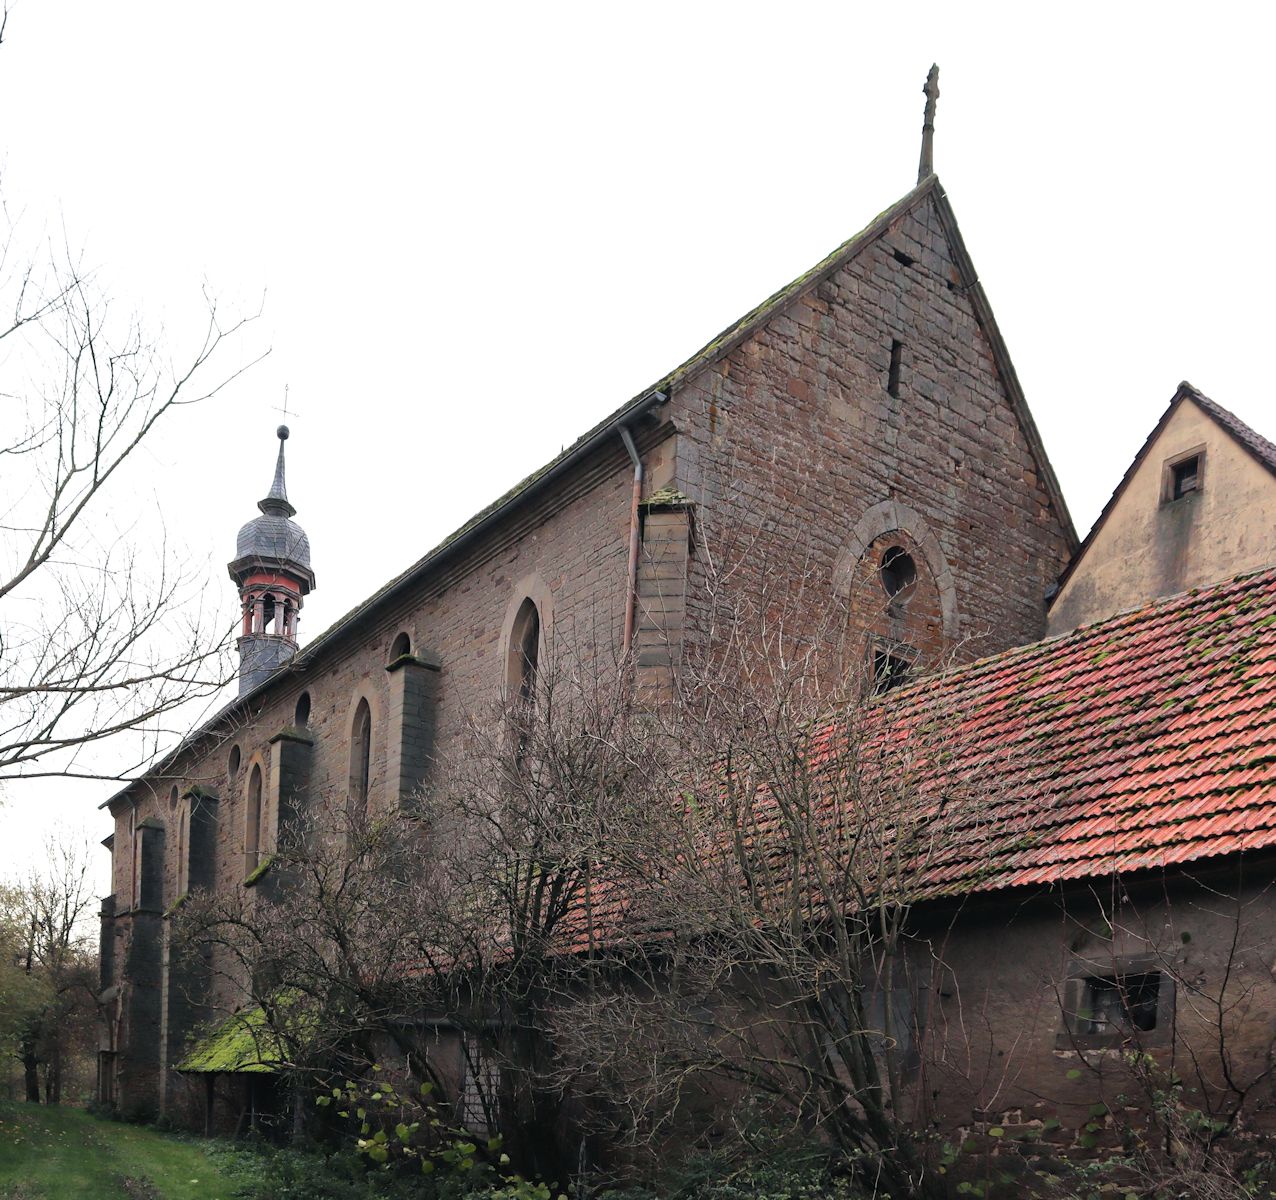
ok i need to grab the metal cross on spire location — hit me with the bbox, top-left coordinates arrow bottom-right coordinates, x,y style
272,383 -> 300,421
918,64 -> 940,184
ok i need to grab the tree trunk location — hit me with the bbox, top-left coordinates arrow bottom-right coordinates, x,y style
22,1048 -> 40,1103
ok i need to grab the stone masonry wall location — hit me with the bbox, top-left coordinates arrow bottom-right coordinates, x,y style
670,191 -> 1073,675
107,431 -> 665,1115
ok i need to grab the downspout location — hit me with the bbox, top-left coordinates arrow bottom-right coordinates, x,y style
619,425 -> 642,656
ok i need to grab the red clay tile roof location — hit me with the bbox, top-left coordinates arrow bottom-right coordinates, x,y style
888,565 -> 1276,896
414,570 -> 1276,967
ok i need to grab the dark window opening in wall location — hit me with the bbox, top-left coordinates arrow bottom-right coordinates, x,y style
1171,455 -> 1200,499
350,698 -> 372,815
168,785 -> 179,813
228,745 -> 241,777
1080,973 -> 1161,1036
507,599 -> 541,706
880,546 -> 917,597
872,647 -> 914,695
294,691 -> 311,729
887,340 -> 903,398
892,248 -> 915,267
507,599 -> 541,767
177,808 -> 189,895
390,631 -> 411,661
1162,448 -> 1205,505
245,764 -> 263,872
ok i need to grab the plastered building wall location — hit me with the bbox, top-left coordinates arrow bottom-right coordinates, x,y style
910,869 -> 1276,1152
1049,398 -> 1276,635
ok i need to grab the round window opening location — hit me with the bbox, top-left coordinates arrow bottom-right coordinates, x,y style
228,745 -> 242,777
294,691 -> 311,728
880,546 -> 917,597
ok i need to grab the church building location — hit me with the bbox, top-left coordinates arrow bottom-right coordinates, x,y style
95,72 -> 1276,1166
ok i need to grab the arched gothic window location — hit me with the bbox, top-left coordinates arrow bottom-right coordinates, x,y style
246,764 -> 263,872
350,698 -> 372,817
506,598 -> 540,705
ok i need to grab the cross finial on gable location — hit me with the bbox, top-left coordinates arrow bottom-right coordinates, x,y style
918,64 -> 940,184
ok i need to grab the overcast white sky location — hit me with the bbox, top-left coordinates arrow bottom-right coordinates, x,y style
0,2 -> 1271,895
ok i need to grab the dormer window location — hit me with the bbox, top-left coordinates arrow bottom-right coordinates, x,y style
1162,447 -> 1205,504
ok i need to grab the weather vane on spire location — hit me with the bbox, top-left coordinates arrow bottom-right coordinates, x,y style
918,64 -> 940,184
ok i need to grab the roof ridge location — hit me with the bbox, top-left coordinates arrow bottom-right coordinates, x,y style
1176,380 -> 1276,475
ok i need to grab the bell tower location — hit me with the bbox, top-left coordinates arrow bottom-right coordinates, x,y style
228,426 -> 317,695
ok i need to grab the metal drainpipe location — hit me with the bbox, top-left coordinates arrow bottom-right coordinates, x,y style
619,425 -> 643,656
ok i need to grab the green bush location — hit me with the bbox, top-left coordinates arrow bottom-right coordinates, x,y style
216,1139 -> 563,1200
602,1131 -> 874,1200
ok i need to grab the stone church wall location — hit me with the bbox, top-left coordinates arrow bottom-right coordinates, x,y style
671,192 -> 1072,681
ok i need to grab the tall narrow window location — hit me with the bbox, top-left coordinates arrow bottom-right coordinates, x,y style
506,599 -> 540,767
245,764 -> 263,873
507,599 -> 541,705
177,807 -> 189,895
887,339 -> 903,398
350,698 -> 372,816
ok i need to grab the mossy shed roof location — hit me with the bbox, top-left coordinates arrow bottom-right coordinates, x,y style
178,1005 -> 287,1075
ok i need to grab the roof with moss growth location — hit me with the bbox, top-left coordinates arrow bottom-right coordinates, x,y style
178,1004 -> 288,1074
868,563 -> 1276,895
547,566 -> 1276,950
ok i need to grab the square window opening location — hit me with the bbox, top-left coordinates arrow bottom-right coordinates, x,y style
1079,971 -> 1161,1036
872,648 -> 913,695
1171,456 -> 1199,500
1161,448 -> 1205,504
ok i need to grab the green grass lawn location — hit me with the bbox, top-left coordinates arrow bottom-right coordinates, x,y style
0,1103 -> 242,1199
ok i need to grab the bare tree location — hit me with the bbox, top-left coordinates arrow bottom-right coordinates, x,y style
0,213 -> 264,782
6,834 -> 99,1103
175,651 -> 659,1178
175,498 -> 996,1196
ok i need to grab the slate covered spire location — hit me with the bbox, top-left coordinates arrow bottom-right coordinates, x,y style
259,425 -> 296,518
228,425 -> 317,695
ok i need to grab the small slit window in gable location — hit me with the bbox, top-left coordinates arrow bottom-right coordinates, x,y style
887,340 -> 903,398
